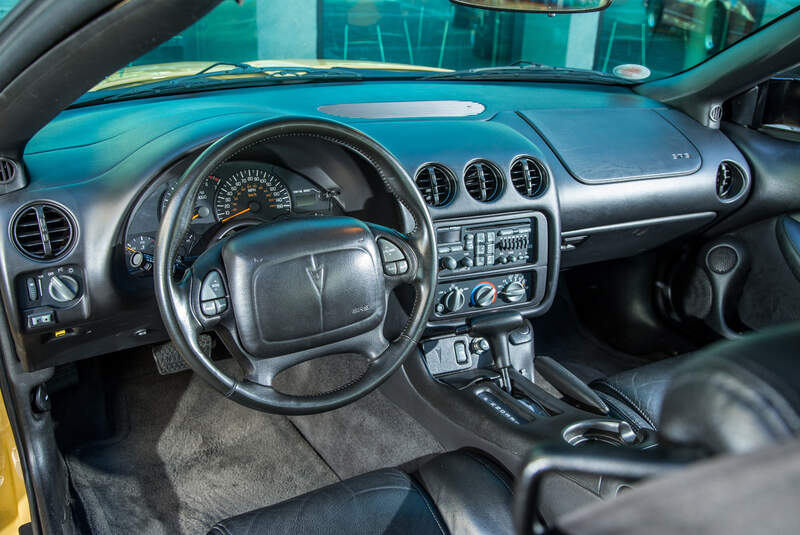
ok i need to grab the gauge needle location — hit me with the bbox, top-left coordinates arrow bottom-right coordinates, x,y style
126,247 -> 137,253
192,213 -> 200,220
221,207 -> 251,223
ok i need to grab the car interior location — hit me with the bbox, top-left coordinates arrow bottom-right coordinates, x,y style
0,0 -> 799,534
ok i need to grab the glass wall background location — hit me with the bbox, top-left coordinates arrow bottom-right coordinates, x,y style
123,0 -> 797,80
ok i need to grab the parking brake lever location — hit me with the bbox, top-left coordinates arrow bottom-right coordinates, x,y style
535,356 -> 609,415
469,311 -> 523,393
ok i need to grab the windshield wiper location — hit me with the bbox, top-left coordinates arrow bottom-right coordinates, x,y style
423,64 -> 627,85
76,65 -> 364,106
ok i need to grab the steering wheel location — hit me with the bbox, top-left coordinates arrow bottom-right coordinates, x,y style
154,118 -> 436,414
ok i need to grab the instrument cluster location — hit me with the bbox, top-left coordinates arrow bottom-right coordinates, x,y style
123,160 -> 340,276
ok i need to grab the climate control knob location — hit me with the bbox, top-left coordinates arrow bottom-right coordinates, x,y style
442,288 -> 466,313
501,281 -> 526,303
472,282 -> 497,308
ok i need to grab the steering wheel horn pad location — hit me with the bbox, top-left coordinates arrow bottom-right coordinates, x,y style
222,217 -> 385,357
154,118 -> 436,414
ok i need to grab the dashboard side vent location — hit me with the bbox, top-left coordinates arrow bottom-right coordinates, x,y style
12,203 -> 76,260
510,157 -> 547,198
716,161 -> 746,201
0,159 -> 15,184
415,164 -> 456,207
464,161 -> 502,202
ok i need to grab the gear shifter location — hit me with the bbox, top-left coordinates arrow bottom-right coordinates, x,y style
469,311 -> 523,393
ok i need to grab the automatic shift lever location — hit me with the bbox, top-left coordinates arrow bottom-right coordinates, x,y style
469,311 -> 523,393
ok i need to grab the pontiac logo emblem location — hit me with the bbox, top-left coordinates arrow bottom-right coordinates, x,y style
306,264 -> 325,295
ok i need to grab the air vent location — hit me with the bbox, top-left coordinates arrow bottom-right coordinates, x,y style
510,157 -> 547,198
716,161 -> 746,201
415,164 -> 456,207
464,161 -> 502,202
12,203 -> 75,260
0,159 -> 16,184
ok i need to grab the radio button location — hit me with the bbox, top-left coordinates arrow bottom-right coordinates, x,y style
440,256 -> 458,271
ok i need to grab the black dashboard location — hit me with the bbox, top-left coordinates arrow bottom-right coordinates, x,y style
0,80 -> 751,371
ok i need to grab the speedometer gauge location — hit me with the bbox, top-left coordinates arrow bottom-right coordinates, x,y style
214,169 -> 292,222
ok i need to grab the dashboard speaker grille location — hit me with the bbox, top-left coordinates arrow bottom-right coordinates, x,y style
707,245 -> 738,274
12,203 -> 75,260
0,158 -> 15,184
510,157 -> 547,198
464,161 -> 502,202
415,164 -> 456,207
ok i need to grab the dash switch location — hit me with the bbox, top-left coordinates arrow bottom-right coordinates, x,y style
454,341 -> 469,365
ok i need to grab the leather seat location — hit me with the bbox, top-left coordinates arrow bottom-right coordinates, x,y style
589,355 -> 688,432
589,322 -> 800,437
208,449 -> 514,535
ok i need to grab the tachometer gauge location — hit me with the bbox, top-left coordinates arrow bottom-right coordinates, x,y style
160,175 -> 219,222
214,169 -> 292,222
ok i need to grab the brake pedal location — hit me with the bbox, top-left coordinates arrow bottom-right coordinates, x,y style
152,334 -> 213,375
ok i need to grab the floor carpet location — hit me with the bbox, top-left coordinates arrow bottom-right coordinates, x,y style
65,356 -> 443,535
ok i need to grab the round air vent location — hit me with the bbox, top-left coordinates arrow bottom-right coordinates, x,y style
510,157 -> 547,198
0,158 -> 16,184
464,161 -> 502,202
716,161 -> 746,201
415,164 -> 456,207
12,203 -> 76,260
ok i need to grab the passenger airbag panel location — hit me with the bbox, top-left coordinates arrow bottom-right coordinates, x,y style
522,108 -> 701,183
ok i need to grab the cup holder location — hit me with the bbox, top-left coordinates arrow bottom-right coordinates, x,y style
562,419 -> 657,448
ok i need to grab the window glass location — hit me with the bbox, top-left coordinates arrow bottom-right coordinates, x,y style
0,0 -> 21,23
94,0 -> 800,91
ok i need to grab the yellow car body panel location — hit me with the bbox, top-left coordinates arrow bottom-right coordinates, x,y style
0,393 -> 29,535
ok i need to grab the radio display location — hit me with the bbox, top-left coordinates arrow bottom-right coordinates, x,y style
437,228 -> 461,244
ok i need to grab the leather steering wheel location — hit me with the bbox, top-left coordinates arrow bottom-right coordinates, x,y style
154,118 -> 436,414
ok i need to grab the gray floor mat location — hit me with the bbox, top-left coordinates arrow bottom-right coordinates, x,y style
66,361 -> 443,535
290,389 -> 444,480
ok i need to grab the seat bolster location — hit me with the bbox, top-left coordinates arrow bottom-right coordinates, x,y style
413,449 -> 514,535
590,355 -> 688,431
208,468 -> 448,535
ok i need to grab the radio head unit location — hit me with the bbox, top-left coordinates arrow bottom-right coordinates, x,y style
435,213 -> 547,277
431,212 -> 549,319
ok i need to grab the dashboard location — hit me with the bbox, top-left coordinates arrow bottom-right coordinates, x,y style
124,160 -> 340,277
0,79 -> 751,372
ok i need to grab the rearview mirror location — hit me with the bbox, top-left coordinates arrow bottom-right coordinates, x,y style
449,0 -> 612,14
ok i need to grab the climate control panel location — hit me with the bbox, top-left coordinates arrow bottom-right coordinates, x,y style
434,273 -> 535,317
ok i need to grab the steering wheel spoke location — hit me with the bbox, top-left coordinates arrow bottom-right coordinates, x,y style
367,223 -> 421,291
184,240 -> 235,330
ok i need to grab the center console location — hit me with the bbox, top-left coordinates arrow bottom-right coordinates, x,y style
431,212 -> 548,321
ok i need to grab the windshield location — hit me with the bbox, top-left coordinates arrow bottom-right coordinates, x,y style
87,0 -> 799,93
